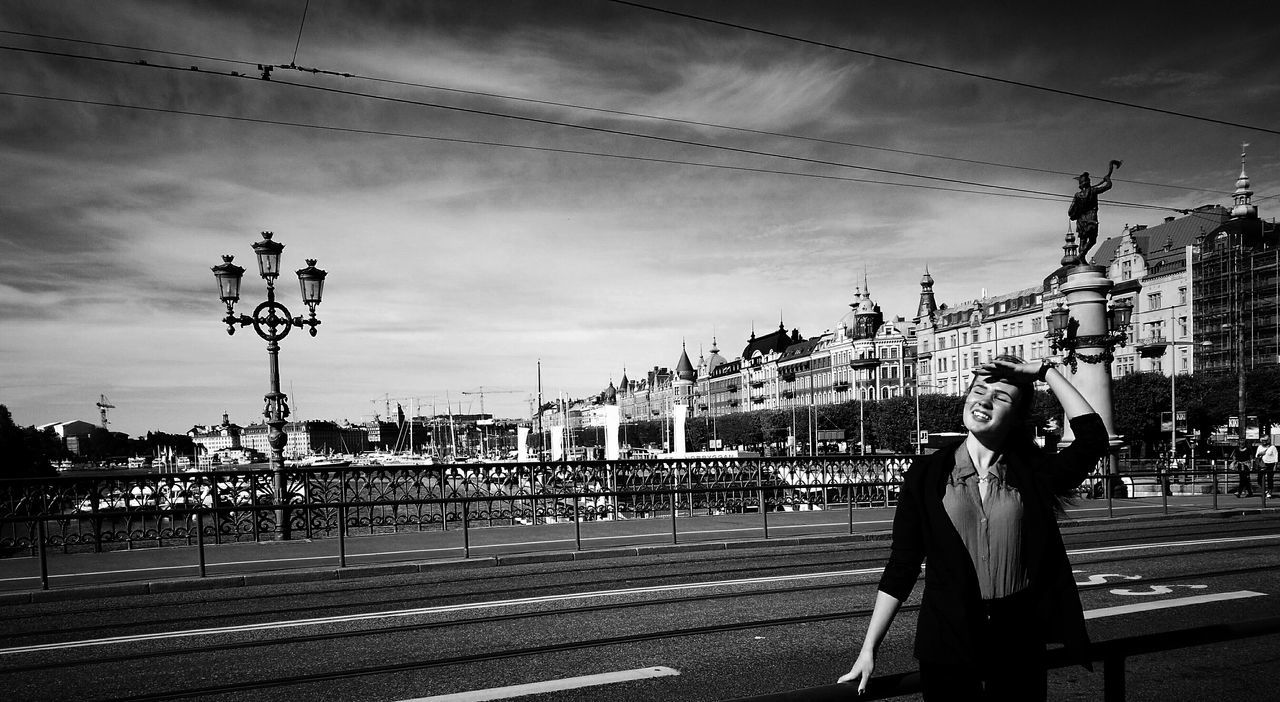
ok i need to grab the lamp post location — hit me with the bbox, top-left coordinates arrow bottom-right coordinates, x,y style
1135,338 -> 1212,459
212,231 -> 327,540
850,355 -> 882,455
914,376 -> 946,453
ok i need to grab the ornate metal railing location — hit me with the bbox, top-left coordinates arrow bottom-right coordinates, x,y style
0,456 -> 914,556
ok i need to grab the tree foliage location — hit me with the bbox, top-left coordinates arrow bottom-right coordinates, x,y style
0,405 -> 61,478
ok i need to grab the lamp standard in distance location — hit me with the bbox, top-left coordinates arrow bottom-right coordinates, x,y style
212,231 -> 328,539
1135,338 -> 1212,459
850,355 -> 882,455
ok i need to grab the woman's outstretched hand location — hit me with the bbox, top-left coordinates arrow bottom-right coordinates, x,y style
976,358 -> 1043,384
837,650 -> 875,695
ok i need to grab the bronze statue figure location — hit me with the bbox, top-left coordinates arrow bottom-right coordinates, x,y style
1068,159 -> 1121,263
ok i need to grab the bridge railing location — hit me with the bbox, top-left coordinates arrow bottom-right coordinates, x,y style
0,456 -> 912,555
729,615 -> 1280,701
0,456 -> 1261,588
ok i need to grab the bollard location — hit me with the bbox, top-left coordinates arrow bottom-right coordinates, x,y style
37,519 -> 49,591
196,509 -> 206,578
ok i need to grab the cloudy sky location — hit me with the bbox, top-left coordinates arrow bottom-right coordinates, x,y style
2,1 -> 1277,436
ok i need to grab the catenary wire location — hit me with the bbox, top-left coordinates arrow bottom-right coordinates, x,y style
0,89 -> 1070,204
607,0 -> 1280,137
0,29 -> 1232,196
0,43 -> 1209,216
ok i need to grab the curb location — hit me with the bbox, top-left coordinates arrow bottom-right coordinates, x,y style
0,506 -> 1271,605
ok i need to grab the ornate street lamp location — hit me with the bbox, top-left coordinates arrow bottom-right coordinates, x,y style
1045,298 -> 1133,374
212,231 -> 328,539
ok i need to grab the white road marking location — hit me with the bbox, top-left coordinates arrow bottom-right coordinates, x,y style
0,568 -> 881,655
1069,533 -> 1280,556
1085,591 -> 1264,618
397,666 -> 679,702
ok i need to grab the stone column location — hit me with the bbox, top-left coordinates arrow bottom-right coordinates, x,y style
1058,264 -> 1120,456
672,403 -> 688,457
549,425 -> 564,461
516,426 -> 530,462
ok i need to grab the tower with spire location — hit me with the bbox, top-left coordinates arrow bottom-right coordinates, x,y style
1232,144 -> 1258,219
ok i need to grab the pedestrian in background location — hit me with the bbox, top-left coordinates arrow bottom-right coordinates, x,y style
1232,442 -> 1255,498
837,356 -> 1107,701
1256,438 -> 1277,499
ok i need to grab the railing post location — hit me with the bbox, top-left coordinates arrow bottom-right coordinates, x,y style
760,487 -> 769,539
462,499 -> 470,559
1106,465 -> 1115,519
196,509 -> 206,578
1103,656 -> 1126,702
1160,464 -> 1169,515
574,497 -> 582,551
37,519 -> 49,591
338,501 -> 347,568
848,483 -> 855,535
670,487 -> 679,545
1212,460 -> 1219,511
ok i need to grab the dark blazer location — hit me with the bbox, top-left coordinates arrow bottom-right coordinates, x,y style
877,413 -> 1109,665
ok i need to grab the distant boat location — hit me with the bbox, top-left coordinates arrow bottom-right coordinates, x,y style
289,454 -> 353,468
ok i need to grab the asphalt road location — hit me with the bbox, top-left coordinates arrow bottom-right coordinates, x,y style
1,509 -> 1278,701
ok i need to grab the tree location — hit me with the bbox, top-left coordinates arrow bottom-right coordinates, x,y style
0,405 -> 59,478
1111,372 -> 1169,454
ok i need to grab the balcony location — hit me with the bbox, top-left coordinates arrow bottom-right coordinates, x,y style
833,381 -> 850,392
751,396 -> 765,404
750,380 -> 765,389
782,390 -> 795,399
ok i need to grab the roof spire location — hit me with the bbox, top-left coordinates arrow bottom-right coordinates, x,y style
1232,142 -> 1257,219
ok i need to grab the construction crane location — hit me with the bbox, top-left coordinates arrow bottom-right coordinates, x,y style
460,387 -> 522,419
460,387 -> 522,458
96,394 -> 115,428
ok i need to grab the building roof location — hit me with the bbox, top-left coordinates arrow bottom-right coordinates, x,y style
742,322 -> 801,358
1092,206 -> 1230,268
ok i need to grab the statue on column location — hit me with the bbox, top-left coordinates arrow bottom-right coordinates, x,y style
1068,159 -> 1121,263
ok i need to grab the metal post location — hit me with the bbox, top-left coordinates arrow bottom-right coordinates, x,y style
337,502 -> 347,568
1160,464 -> 1169,515
37,519 -> 49,591
574,498 -> 582,551
670,487 -> 679,545
848,486 -> 855,534
196,510 -> 207,578
1103,656 -> 1126,702
1212,460 -> 1219,510
462,499 -> 470,558
760,487 -> 769,539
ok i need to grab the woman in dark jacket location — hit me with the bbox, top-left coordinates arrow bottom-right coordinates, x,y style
838,356 -> 1108,701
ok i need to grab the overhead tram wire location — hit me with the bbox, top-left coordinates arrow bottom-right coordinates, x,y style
0,43 -> 1171,206
0,89 -> 1069,204
0,46 -> 1238,216
0,89 -> 1204,220
607,0 -> 1280,137
0,29 -> 1229,197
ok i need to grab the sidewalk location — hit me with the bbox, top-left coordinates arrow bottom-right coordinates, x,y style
1,497 -> 1272,605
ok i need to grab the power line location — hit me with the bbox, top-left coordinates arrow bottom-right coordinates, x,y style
0,89 -> 1066,203
0,45 -> 1235,216
607,0 -> 1280,137
0,43 -> 1072,200
0,29 -> 1229,196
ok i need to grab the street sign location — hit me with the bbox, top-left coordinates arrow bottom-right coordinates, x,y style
817,429 -> 844,441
